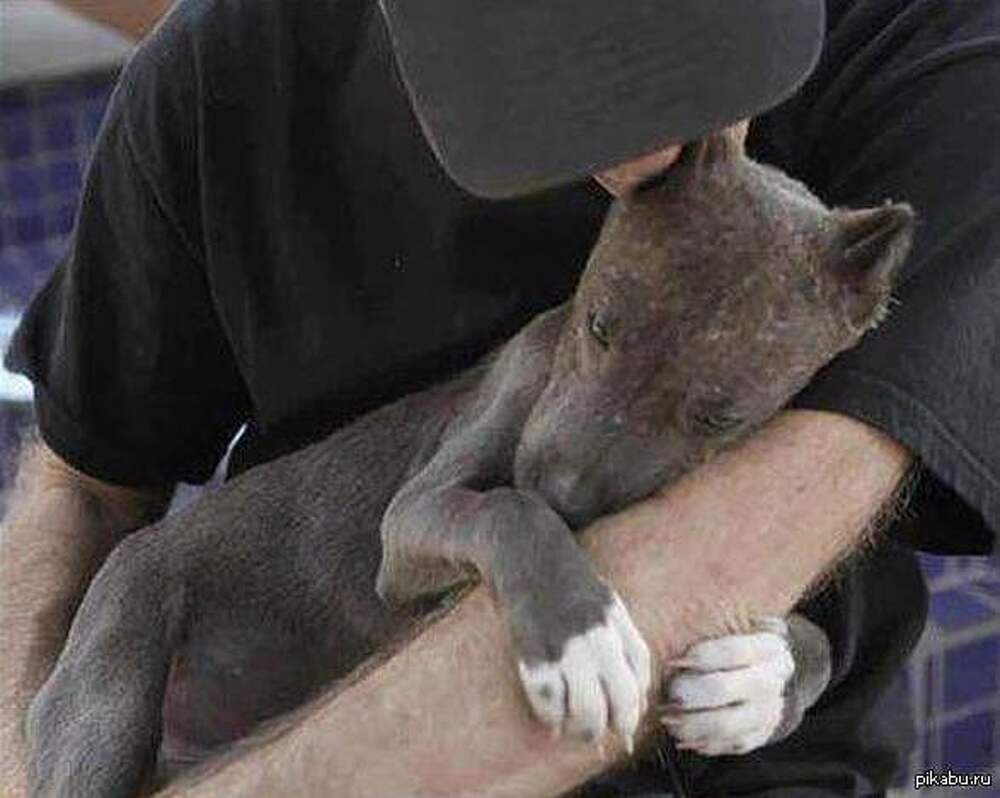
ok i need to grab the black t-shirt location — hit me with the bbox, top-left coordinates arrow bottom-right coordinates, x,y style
7,0 -> 1000,555
6,1 -> 998,789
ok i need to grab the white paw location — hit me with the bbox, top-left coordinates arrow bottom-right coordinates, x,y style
660,617 -> 794,756
518,592 -> 651,752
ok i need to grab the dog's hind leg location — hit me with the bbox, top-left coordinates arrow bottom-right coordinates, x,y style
26,530 -> 184,798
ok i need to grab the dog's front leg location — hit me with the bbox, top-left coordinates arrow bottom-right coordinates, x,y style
378,481 -> 651,749
26,530 -> 182,798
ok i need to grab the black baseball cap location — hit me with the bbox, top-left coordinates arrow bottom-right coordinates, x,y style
379,0 -> 825,198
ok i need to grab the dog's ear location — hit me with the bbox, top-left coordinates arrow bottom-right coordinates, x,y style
677,121 -> 750,171
829,203 -> 915,330
717,119 -> 750,156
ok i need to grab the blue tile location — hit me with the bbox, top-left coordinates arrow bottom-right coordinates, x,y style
34,239 -> 68,276
0,117 -> 34,159
921,731 -> 933,767
7,164 -> 42,202
37,80 -> 91,107
919,553 -> 948,583
41,114 -> 77,151
941,712 -> 995,770
0,87 -> 32,112
969,573 -> 1000,602
83,105 -> 107,140
929,589 -> 997,631
0,247 -> 60,303
46,159 -> 83,194
49,203 -> 78,237
950,556 -> 994,577
923,657 -> 937,720
943,638 -> 998,708
12,214 -> 45,245
83,79 -> 115,103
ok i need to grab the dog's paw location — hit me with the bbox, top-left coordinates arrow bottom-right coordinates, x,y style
518,592 -> 651,752
659,617 -> 794,756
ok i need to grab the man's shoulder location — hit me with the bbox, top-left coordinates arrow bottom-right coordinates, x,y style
126,0 -> 370,75
115,0 -> 371,166
95,0 -> 374,251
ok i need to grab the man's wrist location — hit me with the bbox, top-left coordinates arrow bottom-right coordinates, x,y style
27,437 -> 173,534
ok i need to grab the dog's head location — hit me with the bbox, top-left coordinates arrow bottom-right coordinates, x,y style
514,132 -> 914,527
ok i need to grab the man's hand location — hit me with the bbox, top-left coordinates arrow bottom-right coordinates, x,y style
160,409 -> 910,798
0,438 -> 171,797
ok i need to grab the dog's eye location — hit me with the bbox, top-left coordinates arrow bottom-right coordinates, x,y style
587,310 -> 613,349
693,412 -> 741,434
690,400 -> 742,434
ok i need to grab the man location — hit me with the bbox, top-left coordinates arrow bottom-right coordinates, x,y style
2,0 -> 998,795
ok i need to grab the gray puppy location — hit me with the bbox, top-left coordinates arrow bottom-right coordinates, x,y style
26,132 -> 913,798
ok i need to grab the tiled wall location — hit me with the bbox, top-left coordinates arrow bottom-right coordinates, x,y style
0,72 -> 116,512
1,72 -> 117,511
0,71 -> 997,793
897,557 -> 1000,795
0,72 -> 112,311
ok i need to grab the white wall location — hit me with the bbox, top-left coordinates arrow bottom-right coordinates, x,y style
0,0 -> 133,86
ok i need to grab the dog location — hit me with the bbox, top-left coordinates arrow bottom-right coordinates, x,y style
26,130 -> 913,797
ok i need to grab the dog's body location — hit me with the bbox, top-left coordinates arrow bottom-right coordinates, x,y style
27,134 -> 914,797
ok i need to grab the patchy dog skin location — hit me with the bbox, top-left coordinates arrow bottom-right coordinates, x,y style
26,132 -> 913,798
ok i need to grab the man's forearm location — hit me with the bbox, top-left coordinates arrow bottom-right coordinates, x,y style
586,408 -> 912,660
163,409 -> 911,798
0,439 -> 170,794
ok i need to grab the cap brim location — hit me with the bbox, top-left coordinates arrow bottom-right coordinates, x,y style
380,0 -> 824,198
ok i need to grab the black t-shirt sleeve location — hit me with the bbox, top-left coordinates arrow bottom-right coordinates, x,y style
4,79 -> 249,487
753,1 -> 1000,553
